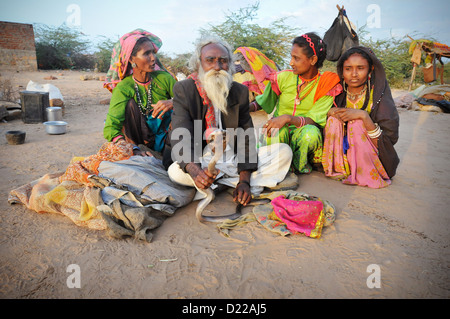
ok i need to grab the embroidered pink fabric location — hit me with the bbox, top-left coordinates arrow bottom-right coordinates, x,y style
271,195 -> 323,237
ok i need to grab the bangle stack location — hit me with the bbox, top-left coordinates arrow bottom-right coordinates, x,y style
367,123 -> 382,139
296,116 -> 306,128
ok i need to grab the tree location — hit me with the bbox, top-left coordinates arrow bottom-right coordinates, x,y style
158,52 -> 191,77
200,2 -> 299,68
34,23 -> 90,69
357,26 -> 414,88
94,36 -> 118,72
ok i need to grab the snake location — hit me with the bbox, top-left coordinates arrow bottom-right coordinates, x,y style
194,131 -> 270,223
195,131 -> 247,223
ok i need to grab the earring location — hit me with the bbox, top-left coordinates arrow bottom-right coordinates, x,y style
131,62 -> 137,68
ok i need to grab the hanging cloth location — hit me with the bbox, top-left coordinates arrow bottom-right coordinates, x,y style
323,9 -> 359,61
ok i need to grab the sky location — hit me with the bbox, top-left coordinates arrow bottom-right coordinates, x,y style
1,0 -> 450,56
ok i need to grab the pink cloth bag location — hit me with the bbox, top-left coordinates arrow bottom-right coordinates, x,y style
271,195 -> 324,238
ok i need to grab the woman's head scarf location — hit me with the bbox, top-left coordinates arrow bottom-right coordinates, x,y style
336,46 -> 387,106
104,29 -> 163,92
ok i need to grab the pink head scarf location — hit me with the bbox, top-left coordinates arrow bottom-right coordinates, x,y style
103,29 -> 163,92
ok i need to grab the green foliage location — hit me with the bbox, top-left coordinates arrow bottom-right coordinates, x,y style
358,30 -> 412,88
34,23 -> 90,69
34,23 -> 117,71
355,26 -> 450,88
158,52 -> 191,76
200,1 -> 299,68
94,36 -> 117,72
32,13 -> 447,89
71,53 -> 96,70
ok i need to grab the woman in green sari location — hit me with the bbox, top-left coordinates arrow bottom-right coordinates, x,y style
103,29 -> 176,156
251,33 -> 342,173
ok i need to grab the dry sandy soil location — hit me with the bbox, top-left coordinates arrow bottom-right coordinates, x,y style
0,69 -> 448,301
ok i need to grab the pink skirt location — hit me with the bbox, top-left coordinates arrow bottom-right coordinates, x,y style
322,117 -> 391,188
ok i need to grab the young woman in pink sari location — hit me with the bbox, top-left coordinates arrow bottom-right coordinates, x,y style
322,47 -> 400,188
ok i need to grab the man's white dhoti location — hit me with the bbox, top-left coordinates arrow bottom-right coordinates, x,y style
168,143 -> 293,200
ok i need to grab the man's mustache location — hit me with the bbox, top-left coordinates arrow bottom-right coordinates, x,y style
204,69 -> 230,78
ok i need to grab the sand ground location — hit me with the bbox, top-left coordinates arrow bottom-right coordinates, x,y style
0,69 -> 449,299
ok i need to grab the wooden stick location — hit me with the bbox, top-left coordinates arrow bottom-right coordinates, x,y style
408,63 -> 417,91
432,53 -> 437,82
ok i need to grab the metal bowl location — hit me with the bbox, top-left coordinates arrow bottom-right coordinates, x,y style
6,130 -> 26,145
43,121 -> 67,135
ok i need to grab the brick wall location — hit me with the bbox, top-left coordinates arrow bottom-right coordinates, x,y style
0,21 -> 37,71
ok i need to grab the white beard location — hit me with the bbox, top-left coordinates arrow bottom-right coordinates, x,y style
198,66 -> 233,115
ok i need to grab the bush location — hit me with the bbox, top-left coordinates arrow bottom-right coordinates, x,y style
360,36 -> 412,88
72,53 -> 96,70
34,23 -> 89,70
94,36 -> 117,73
35,42 -> 72,69
158,52 -> 190,76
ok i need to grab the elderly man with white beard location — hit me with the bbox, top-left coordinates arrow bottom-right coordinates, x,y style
164,35 -> 293,207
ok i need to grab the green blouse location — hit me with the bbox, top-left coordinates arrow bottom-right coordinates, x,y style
256,70 -> 335,128
103,71 -> 176,142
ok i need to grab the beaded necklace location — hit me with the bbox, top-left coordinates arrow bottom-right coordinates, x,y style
345,84 -> 367,101
133,77 -> 152,116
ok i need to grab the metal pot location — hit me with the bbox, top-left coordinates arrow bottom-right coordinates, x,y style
43,121 -> 67,134
46,107 -> 62,121
6,130 -> 26,145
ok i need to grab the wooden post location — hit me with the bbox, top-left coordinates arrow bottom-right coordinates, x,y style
407,36 -> 420,91
432,53 -> 437,82
408,63 -> 417,91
